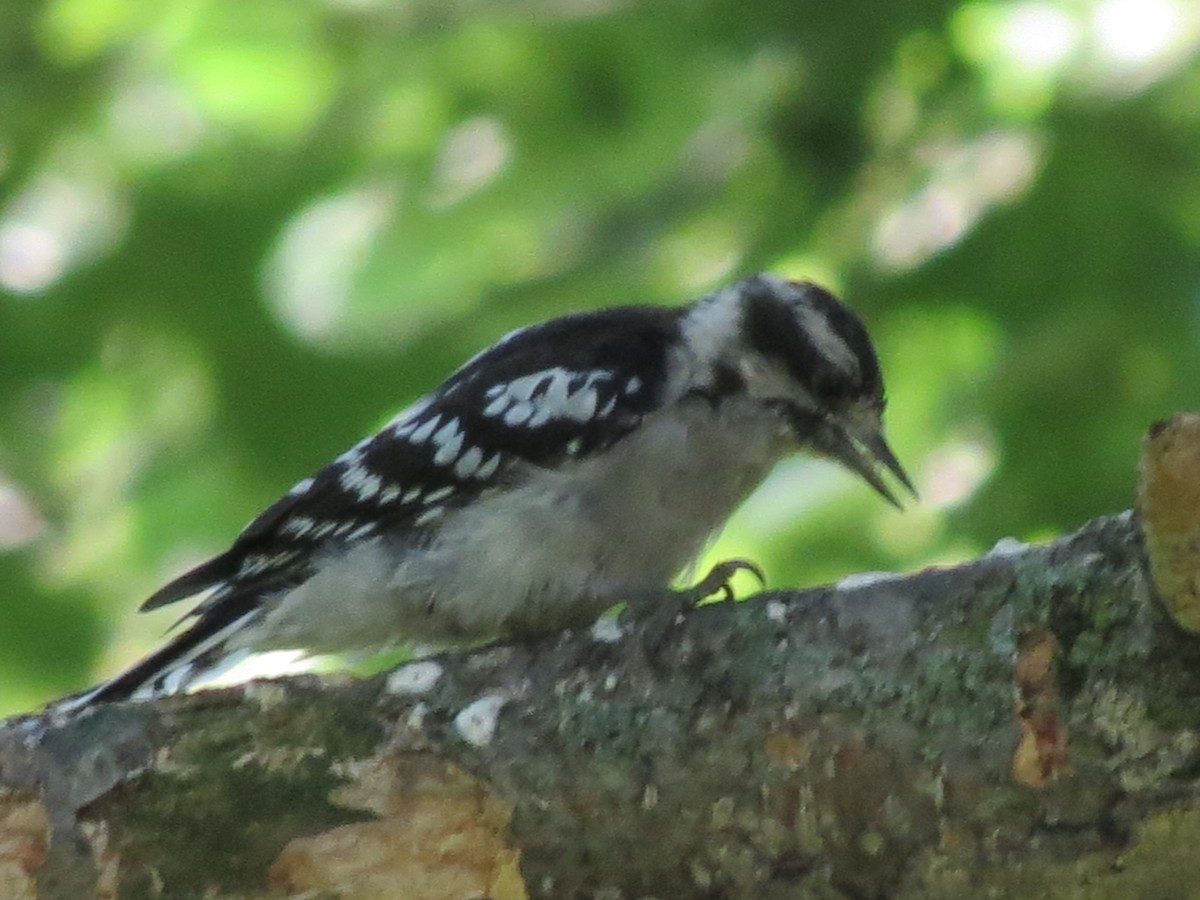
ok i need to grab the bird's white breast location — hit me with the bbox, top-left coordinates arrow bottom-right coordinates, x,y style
248,395 -> 790,652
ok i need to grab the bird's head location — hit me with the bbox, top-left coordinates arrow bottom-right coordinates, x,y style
686,273 -> 916,508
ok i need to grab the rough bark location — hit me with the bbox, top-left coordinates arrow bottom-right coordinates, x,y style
4,510 -> 1200,900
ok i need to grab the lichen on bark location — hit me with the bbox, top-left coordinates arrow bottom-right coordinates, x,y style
5,512 -> 1200,898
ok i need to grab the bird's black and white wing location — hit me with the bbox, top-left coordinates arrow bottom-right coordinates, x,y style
63,273 -> 915,713
75,305 -> 681,705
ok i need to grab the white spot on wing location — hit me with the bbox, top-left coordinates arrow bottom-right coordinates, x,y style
504,402 -> 534,426
432,417 -> 464,465
545,370 -> 570,405
423,485 -> 455,504
486,367 -> 618,428
475,453 -> 501,480
409,415 -> 441,444
562,386 -> 598,422
454,445 -> 483,478
282,516 -> 315,537
401,487 -> 423,504
340,464 -> 381,501
507,371 -> 553,401
288,477 -> 315,496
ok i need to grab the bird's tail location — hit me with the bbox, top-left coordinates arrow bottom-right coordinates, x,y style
49,609 -> 262,715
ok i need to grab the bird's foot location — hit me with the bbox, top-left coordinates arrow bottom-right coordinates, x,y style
678,558 -> 766,605
620,558 -> 766,651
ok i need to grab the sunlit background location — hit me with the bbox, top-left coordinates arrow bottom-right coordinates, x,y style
2,0 -> 1199,715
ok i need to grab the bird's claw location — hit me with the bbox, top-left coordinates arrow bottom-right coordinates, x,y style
620,558 -> 766,653
682,558 -> 766,605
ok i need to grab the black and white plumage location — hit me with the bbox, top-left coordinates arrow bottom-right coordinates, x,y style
66,273 -> 914,708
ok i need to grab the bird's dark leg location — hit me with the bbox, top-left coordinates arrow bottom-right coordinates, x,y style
620,558 -> 766,651
678,558 -> 766,605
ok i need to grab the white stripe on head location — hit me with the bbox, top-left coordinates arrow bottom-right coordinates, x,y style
794,302 -> 860,378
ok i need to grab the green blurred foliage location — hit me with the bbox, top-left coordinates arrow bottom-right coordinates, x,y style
2,0 -> 1199,715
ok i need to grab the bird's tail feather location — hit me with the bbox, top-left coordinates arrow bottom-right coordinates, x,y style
50,609 -> 261,715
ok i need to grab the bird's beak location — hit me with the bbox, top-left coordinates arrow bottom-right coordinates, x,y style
815,423 -> 917,510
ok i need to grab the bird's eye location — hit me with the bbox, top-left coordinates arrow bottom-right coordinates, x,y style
767,401 -> 824,436
812,371 -> 855,406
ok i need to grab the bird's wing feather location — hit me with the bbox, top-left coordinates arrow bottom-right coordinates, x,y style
138,305 -> 680,617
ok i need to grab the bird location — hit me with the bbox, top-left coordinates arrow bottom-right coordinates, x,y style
60,273 -> 914,710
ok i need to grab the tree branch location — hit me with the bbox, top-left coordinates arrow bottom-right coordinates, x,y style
6,511 -> 1200,899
